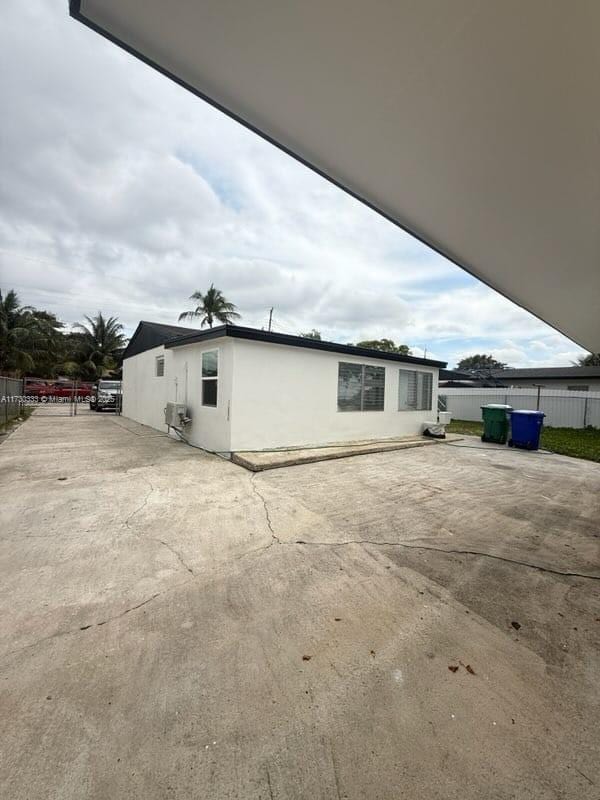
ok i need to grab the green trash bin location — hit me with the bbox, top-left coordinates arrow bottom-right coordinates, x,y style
481,404 -> 512,444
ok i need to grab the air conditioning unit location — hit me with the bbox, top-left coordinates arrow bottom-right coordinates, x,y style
165,402 -> 190,428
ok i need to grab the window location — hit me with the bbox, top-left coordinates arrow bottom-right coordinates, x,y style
398,370 -> 433,411
202,350 -> 218,407
568,385 -> 588,391
337,362 -> 385,411
155,355 -> 165,377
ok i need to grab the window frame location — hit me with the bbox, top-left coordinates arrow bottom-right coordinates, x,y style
155,355 -> 165,377
398,369 -> 433,411
337,361 -> 385,412
201,349 -> 218,408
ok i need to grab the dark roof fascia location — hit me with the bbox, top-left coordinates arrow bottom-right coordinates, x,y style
492,366 -> 600,380
122,321 -> 145,361
439,369 -> 474,380
164,324 -> 447,368
439,380 -> 483,387
122,320 -> 200,360
163,325 -> 229,350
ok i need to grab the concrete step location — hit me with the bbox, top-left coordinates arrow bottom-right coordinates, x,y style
232,434 -> 462,471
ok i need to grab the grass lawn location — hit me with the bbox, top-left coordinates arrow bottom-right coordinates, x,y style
446,419 -> 600,463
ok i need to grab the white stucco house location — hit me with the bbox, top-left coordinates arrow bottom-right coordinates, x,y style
122,322 -> 446,453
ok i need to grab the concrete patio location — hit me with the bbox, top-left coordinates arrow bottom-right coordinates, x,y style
0,407 -> 599,799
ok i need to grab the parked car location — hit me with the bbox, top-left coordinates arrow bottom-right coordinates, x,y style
23,379 -> 93,401
23,379 -> 51,398
90,380 -> 122,412
35,381 -> 94,400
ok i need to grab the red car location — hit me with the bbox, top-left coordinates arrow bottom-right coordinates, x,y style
54,382 -> 93,399
23,379 -> 50,397
30,381 -> 93,400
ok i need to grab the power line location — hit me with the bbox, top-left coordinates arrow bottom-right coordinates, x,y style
269,314 -> 298,336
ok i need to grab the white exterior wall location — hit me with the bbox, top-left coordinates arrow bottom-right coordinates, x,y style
166,339 -> 234,452
123,338 -> 234,451
229,339 -> 439,451
124,337 -> 440,451
122,344 -> 172,430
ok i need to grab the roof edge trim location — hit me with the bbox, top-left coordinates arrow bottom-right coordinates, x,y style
163,323 -> 447,367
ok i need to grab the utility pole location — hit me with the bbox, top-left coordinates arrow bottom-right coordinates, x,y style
268,308 -> 273,332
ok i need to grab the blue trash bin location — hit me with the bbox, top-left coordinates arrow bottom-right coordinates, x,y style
508,410 -> 545,450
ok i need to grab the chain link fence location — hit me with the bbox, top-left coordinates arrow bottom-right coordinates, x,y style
0,376 -> 24,428
438,388 -> 600,429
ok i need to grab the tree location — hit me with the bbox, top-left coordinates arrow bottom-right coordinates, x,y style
300,329 -> 322,340
23,309 -> 66,377
73,313 -> 127,379
576,352 -> 600,366
355,338 -> 412,355
179,284 -> 240,328
456,354 -> 507,372
0,289 -> 62,376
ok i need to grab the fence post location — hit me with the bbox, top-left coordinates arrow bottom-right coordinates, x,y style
583,397 -> 588,428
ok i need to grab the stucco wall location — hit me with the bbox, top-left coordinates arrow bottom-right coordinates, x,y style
167,340 -> 233,452
122,344 -> 171,431
124,337 -> 440,451
229,339 -> 439,451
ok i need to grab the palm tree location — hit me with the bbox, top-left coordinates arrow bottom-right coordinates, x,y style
576,353 -> 600,367
179,284 -> 240,327
73,313 -> 127,378
0,289 -> 61,376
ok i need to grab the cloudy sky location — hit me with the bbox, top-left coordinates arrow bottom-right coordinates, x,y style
0,0 -> 588,368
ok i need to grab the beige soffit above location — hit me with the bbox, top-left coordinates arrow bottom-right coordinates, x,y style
70,0 -> 600,349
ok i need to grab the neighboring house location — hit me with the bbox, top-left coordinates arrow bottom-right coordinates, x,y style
491,367 -> 600,392
122,322 -> 446,452
440,366 -> 600,392
439,369 -> 483,388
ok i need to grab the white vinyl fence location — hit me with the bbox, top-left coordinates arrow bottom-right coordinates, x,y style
439,388 -> 600,429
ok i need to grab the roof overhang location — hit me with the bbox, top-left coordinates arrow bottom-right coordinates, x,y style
164,324 -> 447,368
70,1 -> 600,350
122,320 -> 201,360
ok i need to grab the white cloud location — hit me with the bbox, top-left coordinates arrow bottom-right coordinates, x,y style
0,0 -> 589,371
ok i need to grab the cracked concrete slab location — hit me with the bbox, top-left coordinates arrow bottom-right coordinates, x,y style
1,407 -> 599,799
